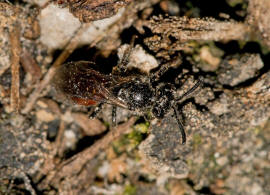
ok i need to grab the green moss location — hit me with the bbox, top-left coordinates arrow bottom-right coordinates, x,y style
210,153 -> 218,167
112,122 -> 150,155
192,42 -> 224,72
127,130 -> 143,148
261,45 -> 270,55
103,121 -> 111,128
238,40 -> 248,50
192,133 -> 202,150
122,184 -> 136,195
0,184 -> 7,193
249,126 -> 261,135
226,0 -> 244,7
187,159 -> 194,168
249,119 -> 270,137
133,122 -> 150,134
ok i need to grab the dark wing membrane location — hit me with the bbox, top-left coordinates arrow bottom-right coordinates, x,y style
53,61 -> 128,108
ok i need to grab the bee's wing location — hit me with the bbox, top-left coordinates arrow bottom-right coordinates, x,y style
53,61 -> 128,108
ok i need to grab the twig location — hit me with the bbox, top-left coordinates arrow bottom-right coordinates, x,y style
55,120 -> 66,157
20,49 -> 42,83
21,23 -> 89,114
148,16 -> 252,42
9,24 -> 21,112
46,117 -> 136,185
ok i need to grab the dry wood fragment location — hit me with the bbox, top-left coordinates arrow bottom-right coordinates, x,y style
148,16 -> 251,41
144,16 -> 252,53
61,0 -> 132,22
43,117 -> 136,187
71,112 -> 107,136
54,120 -> 66,157
9,25 -> 21,112
20,49 -> 42,83
38,98 -> 62,115
247,0 -> 270,48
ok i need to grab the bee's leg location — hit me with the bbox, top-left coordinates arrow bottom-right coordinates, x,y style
150,62 -> 171,83
172,104 -> 186,145
115,36 -> 137,74
89,103 -> 103,119
150,56 -> 182,82
112,106 -> 117,126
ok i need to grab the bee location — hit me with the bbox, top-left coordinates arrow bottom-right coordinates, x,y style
53,44 -> 202,144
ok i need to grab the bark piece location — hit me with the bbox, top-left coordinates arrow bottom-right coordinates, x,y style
144,16 -> 251,53
247,0 -> 270,48
9,25 -> 21,112
218,53 -> 264,87
65,0 -> 132,22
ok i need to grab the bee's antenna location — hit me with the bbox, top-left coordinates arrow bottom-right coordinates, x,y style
173,104 -> 186,144
176,77 -> 203,101
116,35 -> 138,74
